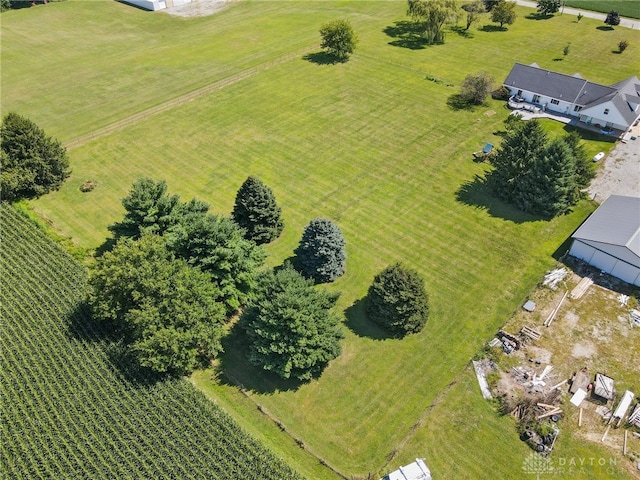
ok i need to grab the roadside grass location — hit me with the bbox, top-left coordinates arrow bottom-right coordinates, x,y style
564,1 -> 640,19
3,1 -> 640,478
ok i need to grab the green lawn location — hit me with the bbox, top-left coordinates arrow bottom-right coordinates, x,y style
564,1 -> 640,19
3,1 -> 640,478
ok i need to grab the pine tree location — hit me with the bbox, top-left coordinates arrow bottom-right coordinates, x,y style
294,218 -> 346,283
241,264 -> 343,381
487,119 -> 547,203
232,176 -> 284,245
366,263 -> 430,337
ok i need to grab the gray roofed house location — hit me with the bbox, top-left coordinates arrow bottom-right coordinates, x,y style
569,195 -> 640,286
503,63 -> 640,134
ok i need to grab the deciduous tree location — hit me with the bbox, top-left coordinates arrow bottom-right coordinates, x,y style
407,0 -> 460,44
294,218 -> 346,283
232,176 -> 284,245
536,0 -> 560,15
459,72 -> 495,104
366,263 -> 430,337
319,19 -> 358,61
491,0 -> 516,28
461,0 -> 485,30
88,235 -> 225,375
241,264 -> 343,381
1,112 -> 69,202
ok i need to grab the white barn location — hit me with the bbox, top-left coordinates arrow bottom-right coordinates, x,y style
503,63 -> 640,134
121,0 -> 192,11
569,195 -> 640,286
381,458 -> 432,480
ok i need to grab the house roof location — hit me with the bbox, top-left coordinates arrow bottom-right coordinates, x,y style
571,195 -> 640,258
503,63 -> 614,105
583,75 -> 640,126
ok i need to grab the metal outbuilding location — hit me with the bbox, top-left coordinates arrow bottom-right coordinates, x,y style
381,459 -> 432,480
569,195 -> 640,286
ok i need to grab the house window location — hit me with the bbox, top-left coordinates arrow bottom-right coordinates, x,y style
551,99 -> 560,105
532,94 -> 541,103
604,108 -> 609,115
574,105 -> 582,112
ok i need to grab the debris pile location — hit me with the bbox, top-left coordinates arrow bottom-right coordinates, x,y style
511,364 -> 556,394
542,268 -> 568,289
618,294 -> 629,306
630,309 -> 640,327
628,403 -> 640,427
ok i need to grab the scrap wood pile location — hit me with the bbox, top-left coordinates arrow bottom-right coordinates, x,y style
542,268 -> 568,289
505,389 -> 562,422
630,309 -> 640,327
628,403 -> 640,427
570,276 -> 593,299
511,365 -> 557,393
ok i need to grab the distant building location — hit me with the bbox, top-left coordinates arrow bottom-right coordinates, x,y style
121,0 -> 192,11
381,458 -> 432,480
569,195 -> 640,286
503,63 -> 640,135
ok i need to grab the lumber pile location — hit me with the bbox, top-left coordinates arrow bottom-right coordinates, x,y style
544,291 -> 568,327
543,268 -> 568,289
521,325 -> 541,341
628,403 -> 640,427
630,309 -> 640,327
570,276 -> 593,299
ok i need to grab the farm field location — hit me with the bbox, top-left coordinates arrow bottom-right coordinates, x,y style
3,1 -> 640,479
564,1 -> 640,19
0,203 -> 315,479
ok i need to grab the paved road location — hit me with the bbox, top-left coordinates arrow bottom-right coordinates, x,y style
515,0 -> 640,30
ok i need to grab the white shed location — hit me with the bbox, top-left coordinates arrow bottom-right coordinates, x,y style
569,195 -> 640,286
381,459 -> 432,480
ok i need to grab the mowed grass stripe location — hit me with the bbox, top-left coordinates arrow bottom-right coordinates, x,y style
31,37 -> 598,473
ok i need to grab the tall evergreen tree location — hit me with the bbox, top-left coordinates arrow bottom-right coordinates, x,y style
166,213 -> 265,314
1,112 -> 69,202
516,139 -> 578,217
366,263 -> 430,337
241,264 -> 343,381
232,176 -> 284,245
487,119 -> 547,202
108,178 -> 183,239
294,218 -> 346,283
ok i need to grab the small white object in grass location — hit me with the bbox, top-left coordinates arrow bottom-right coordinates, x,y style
592,152 -> 605,162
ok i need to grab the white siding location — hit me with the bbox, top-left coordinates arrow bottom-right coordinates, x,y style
590,249 -> 618,273
569,240 -> 596,263
579,101 -> 629,130
611,261 -> 640,286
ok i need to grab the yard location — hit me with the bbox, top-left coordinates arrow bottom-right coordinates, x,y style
2,1 -> 640,478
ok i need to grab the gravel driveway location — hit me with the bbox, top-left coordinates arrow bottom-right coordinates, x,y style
588,124 -> 640,203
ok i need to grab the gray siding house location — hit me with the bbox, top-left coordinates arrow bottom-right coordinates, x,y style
503,63 -> 640,133
569,195 -> 640,286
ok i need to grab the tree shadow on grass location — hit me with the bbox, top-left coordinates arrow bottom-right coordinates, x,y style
344,297 -> 394,341
480,24 -> 507,32
216,321 -> 305,394
597,25 -> 614,31
447,94 -> 476,111
455,175 -> 544,224
302,52 -> 345,65
525,13 -> 555,20
383,21 -> 429,49
450,25 -> 474,38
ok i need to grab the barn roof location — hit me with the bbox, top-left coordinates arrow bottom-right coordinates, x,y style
382,459 -> 432,480
571,195 -> 640,257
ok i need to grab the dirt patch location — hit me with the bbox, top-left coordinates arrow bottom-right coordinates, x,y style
163,0 -> 237,17
571,342 -> 597,358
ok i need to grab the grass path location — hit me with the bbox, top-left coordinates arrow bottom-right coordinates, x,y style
66,46 -> 315,149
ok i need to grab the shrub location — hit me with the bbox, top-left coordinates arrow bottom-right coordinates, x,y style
294,218 -> 346,283
618,40 -> 629,52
